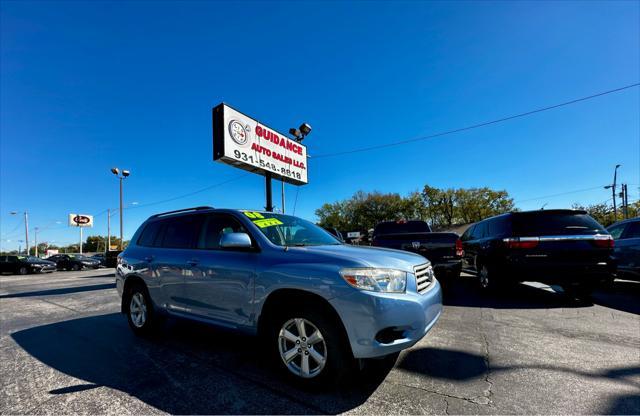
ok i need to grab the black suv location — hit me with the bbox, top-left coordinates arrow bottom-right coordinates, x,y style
460,209 -> 615,297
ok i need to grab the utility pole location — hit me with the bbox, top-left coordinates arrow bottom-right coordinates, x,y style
612,164 -> 620,220
281,180 -> 286,214
24,212 -> 29,255
111,168 -> 130,250
34,227 -> 39,257
107,208 -> 111,253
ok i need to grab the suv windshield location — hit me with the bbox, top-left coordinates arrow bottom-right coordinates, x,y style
244,212 -> 341,247
512,211 -> 606,237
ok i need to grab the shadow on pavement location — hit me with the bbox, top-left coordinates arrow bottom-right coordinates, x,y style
592,280 -> 640,315
440,275 -> 580,309
0,283 -> 116,299
605,394 -> 640,415
396,347 -> 486,380
11,313 -> 392,414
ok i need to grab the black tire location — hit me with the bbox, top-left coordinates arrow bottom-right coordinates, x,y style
71,263 -> 81,271
477,263 -> 508,292
18,266 -> 29,275
267,304 -> 355,387
125,283 -> 159,336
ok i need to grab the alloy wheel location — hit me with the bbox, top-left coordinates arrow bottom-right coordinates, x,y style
19,267 -> 28,275
129,292 -> 147,328
278,318 -> 327,379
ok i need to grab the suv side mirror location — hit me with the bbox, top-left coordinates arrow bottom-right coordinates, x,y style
220,232 -> 253,249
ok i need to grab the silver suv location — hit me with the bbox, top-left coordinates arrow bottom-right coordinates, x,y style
116,207 -> 442,384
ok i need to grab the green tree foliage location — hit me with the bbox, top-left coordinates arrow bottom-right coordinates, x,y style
571,201 -> 639,227
316,186 -> 515,231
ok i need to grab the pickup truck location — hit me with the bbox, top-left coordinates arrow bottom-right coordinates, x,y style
371,220 -> 463,279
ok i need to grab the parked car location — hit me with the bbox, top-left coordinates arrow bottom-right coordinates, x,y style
105,250 -> 122,268
46,254 -> 101,271
0,255 -> 57,275
371,220 -> 463,279
91,253 -> 106,266
607,217 -> 640,281
117,207 -> 442,384
460,209 -> 615,298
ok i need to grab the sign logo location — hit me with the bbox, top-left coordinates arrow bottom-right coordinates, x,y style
228,119 -> 251,146
68,213 -> 94,228
412,241 -> 421,249
73,215 -> 91,225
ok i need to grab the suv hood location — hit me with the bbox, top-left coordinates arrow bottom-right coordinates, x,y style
287,244 -> 428,273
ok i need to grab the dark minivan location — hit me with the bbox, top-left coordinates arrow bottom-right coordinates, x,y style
460,209 -> 615,297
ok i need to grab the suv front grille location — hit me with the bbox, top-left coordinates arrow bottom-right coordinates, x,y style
414,263 -> 434,294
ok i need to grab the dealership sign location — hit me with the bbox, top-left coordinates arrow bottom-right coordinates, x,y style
212,103 -> 308,185
68,214 -> 93,227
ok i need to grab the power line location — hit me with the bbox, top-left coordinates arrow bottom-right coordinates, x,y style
514,185 -> 607,204
313,83 -> 640,159
123,174 -> 247,211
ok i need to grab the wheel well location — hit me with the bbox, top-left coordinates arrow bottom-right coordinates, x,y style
121,275 -> 146,313
257,289 -> 353,357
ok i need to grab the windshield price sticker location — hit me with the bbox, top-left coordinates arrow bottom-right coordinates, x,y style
244,211 -> 265,219
252,218 -> 283,228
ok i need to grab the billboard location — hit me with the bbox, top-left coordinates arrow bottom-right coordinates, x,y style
212,103 -> 308,185
68,214 -> 93,227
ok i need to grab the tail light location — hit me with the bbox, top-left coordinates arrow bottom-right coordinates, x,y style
455,238 -> 464,257
592,235 -> 614,248
503,237 -> 539,249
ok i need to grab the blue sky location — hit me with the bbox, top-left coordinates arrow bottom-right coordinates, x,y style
1,1 -> 638,250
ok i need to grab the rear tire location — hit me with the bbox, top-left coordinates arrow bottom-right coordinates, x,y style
18,266 -> 28,275
72,264 -> 81,271
125,283 -> 159,336
268,305 -> 355,387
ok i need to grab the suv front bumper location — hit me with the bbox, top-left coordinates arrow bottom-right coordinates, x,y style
329,279 -> 442,359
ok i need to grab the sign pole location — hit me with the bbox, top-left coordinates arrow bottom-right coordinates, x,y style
79,227 -> 83,254
265,173 -> 273,212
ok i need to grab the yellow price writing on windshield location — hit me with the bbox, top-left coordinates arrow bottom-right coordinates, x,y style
252,218 -> 283,228
244,211 -> 265,219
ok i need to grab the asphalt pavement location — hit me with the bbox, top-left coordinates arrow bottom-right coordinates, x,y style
0,269 -> 638,415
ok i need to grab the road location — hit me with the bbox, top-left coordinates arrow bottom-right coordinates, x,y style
1,269 -> 638,414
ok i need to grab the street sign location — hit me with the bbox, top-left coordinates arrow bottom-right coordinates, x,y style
212,103 -> 308,185
347,231 -> 361,239
68,214 -> 93,228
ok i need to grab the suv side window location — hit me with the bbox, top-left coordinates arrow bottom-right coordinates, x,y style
608,223 -> 626,240
198,214 -> 249,250
461,225 -> 475,242
160,215 -> 204,249
138,221 -> 163,247
623,222 -> 640,239
473,222 -> 487,239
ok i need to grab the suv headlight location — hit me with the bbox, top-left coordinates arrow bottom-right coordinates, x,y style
340,268 -> 407,293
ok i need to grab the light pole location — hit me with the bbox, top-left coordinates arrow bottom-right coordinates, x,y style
283,123 -> 312,214
111,168 -> 130,250
10,211 -> 29,255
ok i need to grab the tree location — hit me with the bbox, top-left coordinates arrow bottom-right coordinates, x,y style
571,201 -> 639,227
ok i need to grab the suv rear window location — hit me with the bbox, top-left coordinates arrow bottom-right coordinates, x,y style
512,211 -> 605,237
374,221 -> 431,235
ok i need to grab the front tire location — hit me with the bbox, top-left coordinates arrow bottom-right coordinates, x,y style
269,306 -> 354,386
125,284 -> 158,335
18,266 -> 29,275
71,264 -> 81,271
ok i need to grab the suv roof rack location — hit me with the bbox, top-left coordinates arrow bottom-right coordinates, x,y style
150,206 -> 214,218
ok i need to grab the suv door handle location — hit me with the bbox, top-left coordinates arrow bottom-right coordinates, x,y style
187,259 -> 199,266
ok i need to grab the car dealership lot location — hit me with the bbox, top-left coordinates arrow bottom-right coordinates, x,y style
0,269 -> 638,415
